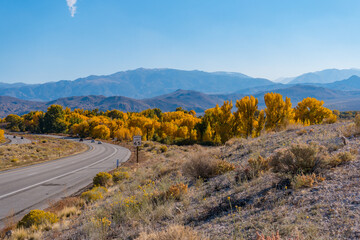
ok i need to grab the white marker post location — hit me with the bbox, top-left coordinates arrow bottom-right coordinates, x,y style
133,135 -> 142,163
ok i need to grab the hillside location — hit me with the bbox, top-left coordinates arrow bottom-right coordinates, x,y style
0,68 -> 273,101
35,121 -> 360,240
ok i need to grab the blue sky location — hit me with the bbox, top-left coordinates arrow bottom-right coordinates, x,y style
1,0 -> 360,83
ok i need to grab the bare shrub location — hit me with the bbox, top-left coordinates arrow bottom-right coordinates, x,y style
326,151 -> 355,167
182,152 -> 218,179
182,152 -> 234,179
269,144 -> 328,175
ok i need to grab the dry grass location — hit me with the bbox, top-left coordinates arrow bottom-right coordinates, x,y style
182,151 -> 235,179
136,225 -> 208,240
0,135 -> 88,171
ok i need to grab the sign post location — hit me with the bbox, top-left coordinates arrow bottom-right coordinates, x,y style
133,135 -> 142,163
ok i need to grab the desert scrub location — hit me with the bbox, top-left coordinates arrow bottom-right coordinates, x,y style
160,145 -> 168,153
269,144 -> 328,175
81,186 -> 107,203
183,152 -> 235,179
327,151 -> 355,167
292,173 -> 325,189
136,225 -> 208,240
111,180 -> 176,225
93,172 -> 113,187
17,209 -> 58,228
112,171 -> 130,183
248,156 -> 270,176
88,217 -> 111,240
166,182 -> 188,200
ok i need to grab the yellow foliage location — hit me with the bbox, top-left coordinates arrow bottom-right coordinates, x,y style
294,97 -> 337,125
264,92 -> 294,131
81,186 -> 108,202
114,127 -> 132,141
18,209 -> 58,228
202,123 -> 213,142
0,129 -> 4,142
91,125 -> 110,139
235,96 -> 262,138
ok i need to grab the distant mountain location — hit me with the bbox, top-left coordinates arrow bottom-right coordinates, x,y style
0,82 -> 27,89
288,68 -> 360,84
2,86 -> 360,117
0,90 -> 233,117
0,68 -> 274,101
323,75 -> 360,91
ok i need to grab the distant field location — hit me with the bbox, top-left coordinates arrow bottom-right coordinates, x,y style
0,135 -> 88,171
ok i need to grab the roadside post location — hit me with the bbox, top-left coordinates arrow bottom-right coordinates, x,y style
116,159 -> 119,168
133,135 -> 142,163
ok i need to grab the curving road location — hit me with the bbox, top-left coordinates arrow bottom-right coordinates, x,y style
3,134 -> 32,145
0,137 -> 131,226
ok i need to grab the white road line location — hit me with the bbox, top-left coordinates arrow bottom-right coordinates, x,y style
0,144 -> 118,200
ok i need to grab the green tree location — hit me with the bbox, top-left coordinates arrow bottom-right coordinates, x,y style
43,105 -> 67,133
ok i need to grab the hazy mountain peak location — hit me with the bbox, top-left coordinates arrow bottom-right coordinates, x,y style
289,68 -> 360,84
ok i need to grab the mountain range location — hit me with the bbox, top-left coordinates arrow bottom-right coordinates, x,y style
0,68 -> 360,117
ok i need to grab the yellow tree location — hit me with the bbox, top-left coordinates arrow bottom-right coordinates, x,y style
264,92 -> 294,131
202,123 -> 213,142
202,101 -> 234,143
0,129 -> 4,142
235,96 -> 262,138
294,97 -> 336,125
91,125 -> 110,139
113,128 -> 132,141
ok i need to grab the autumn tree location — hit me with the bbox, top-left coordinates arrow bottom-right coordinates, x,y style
0,129 -> 5,142
294,97 -> 337,125
71,121 -> 90,138
113,128 -> 132,141
202,101 -> 235,143
23,111 -> 44,133
202,123 -> 213,142
234,96 -> 264,138
264,92 -> 294,131
91,125 -> 110,139
5,114 -> 25,132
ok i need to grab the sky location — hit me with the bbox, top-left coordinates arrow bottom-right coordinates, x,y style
1,0 -> 360,83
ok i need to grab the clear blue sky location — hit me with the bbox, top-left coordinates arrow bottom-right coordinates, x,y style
1,0 -> 360,83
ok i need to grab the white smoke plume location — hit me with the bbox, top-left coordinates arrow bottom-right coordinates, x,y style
66,0 -> 77,17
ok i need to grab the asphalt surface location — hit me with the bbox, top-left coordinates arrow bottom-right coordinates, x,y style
0,136 -> 131,226
3,134 -> 32,145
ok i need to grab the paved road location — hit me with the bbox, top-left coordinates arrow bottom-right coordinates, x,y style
3,134 -> 32,145
0,137 -> 131,226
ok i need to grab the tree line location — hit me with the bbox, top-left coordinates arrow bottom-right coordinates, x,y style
2,93 -> 337,145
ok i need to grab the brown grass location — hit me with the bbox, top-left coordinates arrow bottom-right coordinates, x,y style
136,225 -> 208,240
0,135 -> 88,171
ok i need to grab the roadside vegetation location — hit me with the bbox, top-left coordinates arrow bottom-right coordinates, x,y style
0,135 -> 88,171
1,116 -> 357,240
